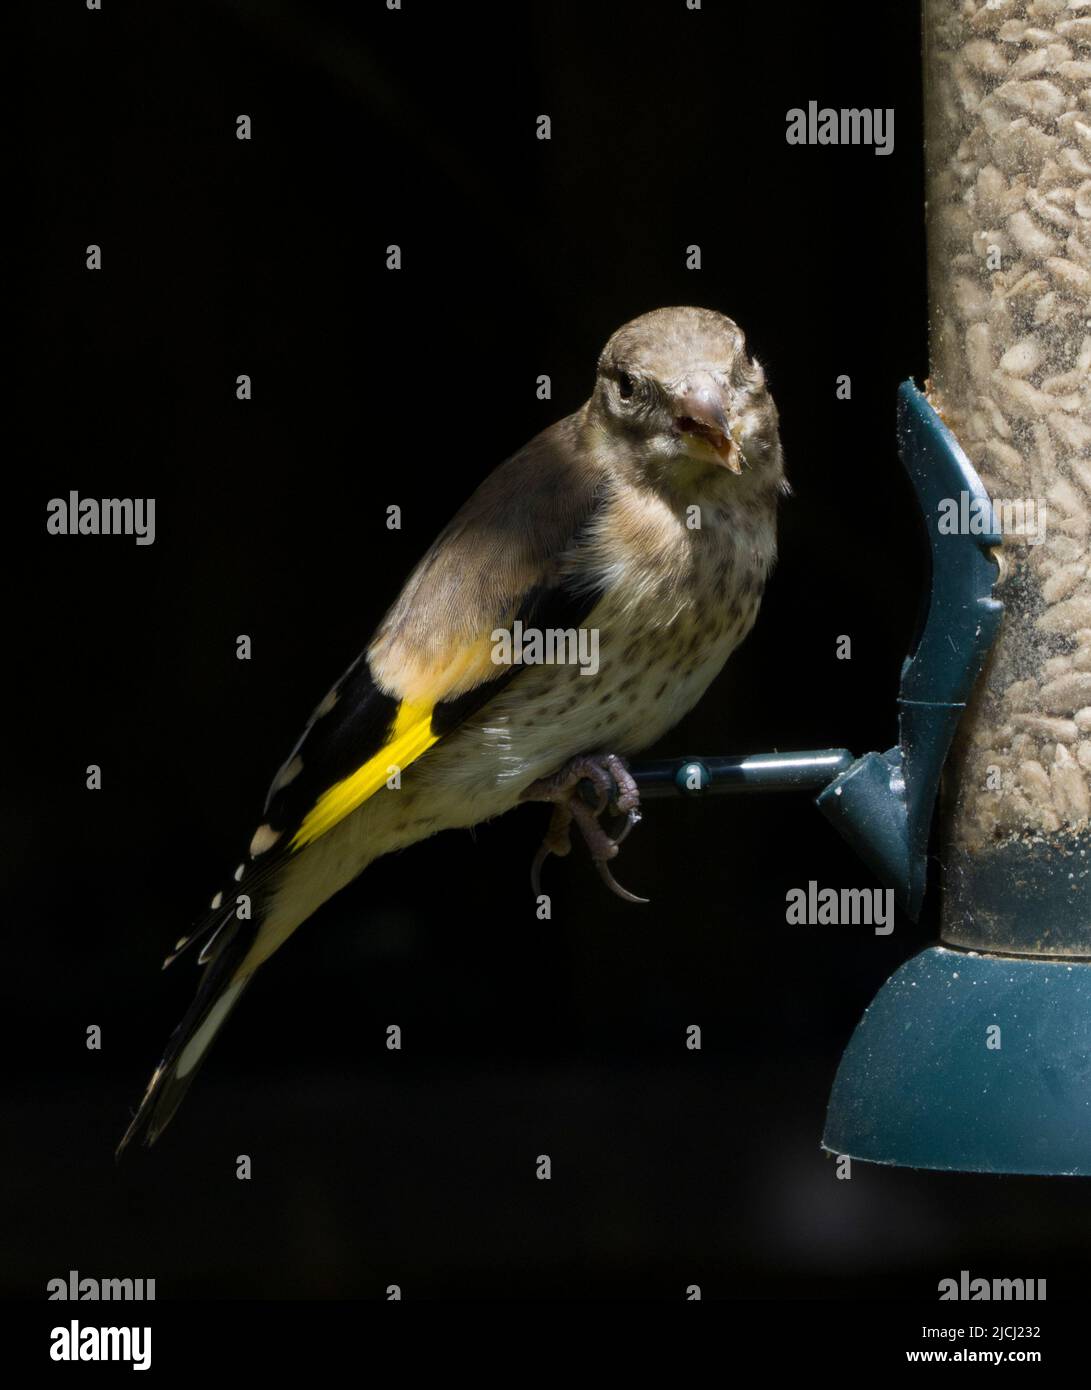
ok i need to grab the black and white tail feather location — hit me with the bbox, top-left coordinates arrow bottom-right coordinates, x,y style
116,903 -> 259,1157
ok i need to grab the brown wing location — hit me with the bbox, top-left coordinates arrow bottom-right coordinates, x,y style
369,411 -> 611,705
256,411 -> 612,852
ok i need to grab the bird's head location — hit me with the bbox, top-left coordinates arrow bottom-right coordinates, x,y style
588,306 -> 786,501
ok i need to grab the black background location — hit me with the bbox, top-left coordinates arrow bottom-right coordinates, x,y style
11,0 -> 1090,1308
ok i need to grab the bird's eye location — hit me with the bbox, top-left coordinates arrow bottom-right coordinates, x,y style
617,372 -> 635,401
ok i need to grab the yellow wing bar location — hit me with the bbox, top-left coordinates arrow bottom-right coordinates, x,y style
289,701 -> 439,851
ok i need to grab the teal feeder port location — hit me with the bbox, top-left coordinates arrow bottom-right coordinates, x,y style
823,947 -> 1091,1176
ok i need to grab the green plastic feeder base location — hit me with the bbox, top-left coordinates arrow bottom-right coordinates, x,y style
822,946 -> 1091,1176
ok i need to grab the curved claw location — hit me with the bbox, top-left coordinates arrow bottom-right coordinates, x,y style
530,842 -> 551,899
610,808 -> 641,847
595,856 -> 649,905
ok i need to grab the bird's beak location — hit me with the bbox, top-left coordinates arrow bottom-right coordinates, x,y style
673,375 -> 744,473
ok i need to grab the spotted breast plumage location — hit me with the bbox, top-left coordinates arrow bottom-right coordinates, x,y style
118,305 -> 788,1153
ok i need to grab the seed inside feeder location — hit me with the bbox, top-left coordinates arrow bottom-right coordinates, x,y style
925,0 -> 1091,953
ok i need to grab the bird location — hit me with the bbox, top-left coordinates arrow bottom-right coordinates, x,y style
117,305 -> 788,1154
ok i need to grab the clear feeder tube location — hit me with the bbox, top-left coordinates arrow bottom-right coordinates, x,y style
925,0 -> 1091,953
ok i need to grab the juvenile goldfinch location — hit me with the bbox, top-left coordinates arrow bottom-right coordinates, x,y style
118,305 -> 787,1153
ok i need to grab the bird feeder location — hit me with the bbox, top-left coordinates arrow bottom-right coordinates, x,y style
825,0 -> 1091,1176
635,0 -> 1091,1175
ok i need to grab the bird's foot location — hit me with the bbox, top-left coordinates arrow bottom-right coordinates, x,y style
520,753 -> 647,904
